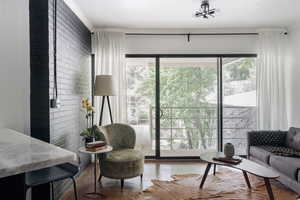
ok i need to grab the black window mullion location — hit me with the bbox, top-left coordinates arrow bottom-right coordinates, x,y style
217,57 -> 223,152
155,56 -> 160,158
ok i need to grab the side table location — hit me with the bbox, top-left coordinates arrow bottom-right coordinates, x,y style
78,145 -> 112,198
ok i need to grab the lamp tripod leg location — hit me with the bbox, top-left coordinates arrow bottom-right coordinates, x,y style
107,96 -> 113,124
99,96 -> 105,126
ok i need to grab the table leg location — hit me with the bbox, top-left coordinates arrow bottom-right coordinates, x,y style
264,178 -> 275,200
242,171 -> 251,188
199,163 -> 212,189
213,164 -> 216,175
85,154 -> 105,199
94,154 -> 97,192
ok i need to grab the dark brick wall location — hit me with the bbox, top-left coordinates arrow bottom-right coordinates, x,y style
30,0 -> 50,143
48,0 -> 92,198
30,0 -> 92,199
30,1 -> 51,198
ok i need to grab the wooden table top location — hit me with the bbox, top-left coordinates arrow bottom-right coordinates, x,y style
200,152 -> 279,179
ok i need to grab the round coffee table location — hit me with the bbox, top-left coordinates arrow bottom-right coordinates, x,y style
200,152 -> 279,200
79,146 -> 112,199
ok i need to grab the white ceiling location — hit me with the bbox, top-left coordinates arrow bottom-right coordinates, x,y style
73,0 -> 300,29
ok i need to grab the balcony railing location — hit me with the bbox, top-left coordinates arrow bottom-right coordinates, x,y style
149,106 -> 257,155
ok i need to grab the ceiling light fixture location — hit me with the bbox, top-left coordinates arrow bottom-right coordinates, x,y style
195,0 -> 217,19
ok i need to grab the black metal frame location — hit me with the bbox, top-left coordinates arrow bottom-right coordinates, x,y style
217,57 -> 223,152
91,54 -> 95,124
155,57 -> 160,159
126,54 -> 257,160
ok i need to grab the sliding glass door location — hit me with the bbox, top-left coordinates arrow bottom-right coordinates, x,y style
159,58 -> 218,157
125,55 -> 257,158
125,58 -> 156,156
222,57 -> 257,155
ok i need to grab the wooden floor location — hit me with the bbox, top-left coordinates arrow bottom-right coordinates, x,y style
60,160 -> 299,200
60,160 -> 207,200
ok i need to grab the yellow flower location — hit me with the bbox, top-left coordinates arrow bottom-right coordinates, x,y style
87,105 -> 95,112
81,98 -> 89,109
86,101 -> 91,107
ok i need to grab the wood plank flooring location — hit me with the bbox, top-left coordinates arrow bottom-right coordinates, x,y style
59,160 -> 299,200
60,161 -> 206,200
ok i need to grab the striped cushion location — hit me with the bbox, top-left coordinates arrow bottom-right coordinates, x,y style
260,146 -> 300,158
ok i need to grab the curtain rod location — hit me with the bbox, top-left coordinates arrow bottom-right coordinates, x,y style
125,33 -> 259,36
92,32 -> 288,36
91,32 -> 259,36
125,32 -> 259,42
91,32 -> 288,42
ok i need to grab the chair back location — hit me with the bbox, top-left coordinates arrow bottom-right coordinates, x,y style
100,123 -> 136,150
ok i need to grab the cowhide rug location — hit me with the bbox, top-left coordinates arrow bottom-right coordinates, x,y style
128,169 -> 298,200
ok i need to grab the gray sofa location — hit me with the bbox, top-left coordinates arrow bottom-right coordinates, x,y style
247,127 -> 300,195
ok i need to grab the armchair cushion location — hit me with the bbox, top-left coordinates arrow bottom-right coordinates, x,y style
105,149 -> 144,163
286,127 -> 300,151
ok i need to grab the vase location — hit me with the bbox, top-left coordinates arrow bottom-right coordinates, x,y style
224,143 -> 235,158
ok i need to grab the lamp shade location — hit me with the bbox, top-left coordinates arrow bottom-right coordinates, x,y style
94,75 -> 116,96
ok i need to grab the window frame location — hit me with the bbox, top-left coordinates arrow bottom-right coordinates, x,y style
126,54 -> 257,159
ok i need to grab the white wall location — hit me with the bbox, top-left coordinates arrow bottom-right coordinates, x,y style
0,0 -> 91,136
0,0 -> 30,134
125,29 -> 258,54
286,24 -> 300,127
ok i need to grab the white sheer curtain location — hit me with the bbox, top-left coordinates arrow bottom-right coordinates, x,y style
257,29 -> 288,130
92,31 -> 127,125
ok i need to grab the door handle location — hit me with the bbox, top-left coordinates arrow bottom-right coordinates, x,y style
160,108 -> 164,119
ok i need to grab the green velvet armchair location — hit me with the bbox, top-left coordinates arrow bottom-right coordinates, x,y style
98,123 -> 144,189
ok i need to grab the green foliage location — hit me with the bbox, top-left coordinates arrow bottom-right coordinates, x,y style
138,65 -> 217,107
226,58 -> 255,81
80,125 -> 105,141
137,63 -> 217,149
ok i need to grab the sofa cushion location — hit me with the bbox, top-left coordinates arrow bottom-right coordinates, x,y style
249,146 -> 272,164
269,155 -> 300,181
287,127 -> 300,151
260,146 -> 300,158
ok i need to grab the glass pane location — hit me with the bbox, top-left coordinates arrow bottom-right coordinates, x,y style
160,58 -> 218,157
222,57 -> 257,155
125,58 -> 156,156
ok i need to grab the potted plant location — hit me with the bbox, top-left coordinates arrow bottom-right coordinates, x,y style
80,98 -> 101,146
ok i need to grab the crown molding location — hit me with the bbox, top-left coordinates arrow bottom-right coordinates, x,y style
63,0 -> 94,31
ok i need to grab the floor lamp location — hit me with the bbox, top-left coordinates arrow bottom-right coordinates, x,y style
94,75 -> 116,126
